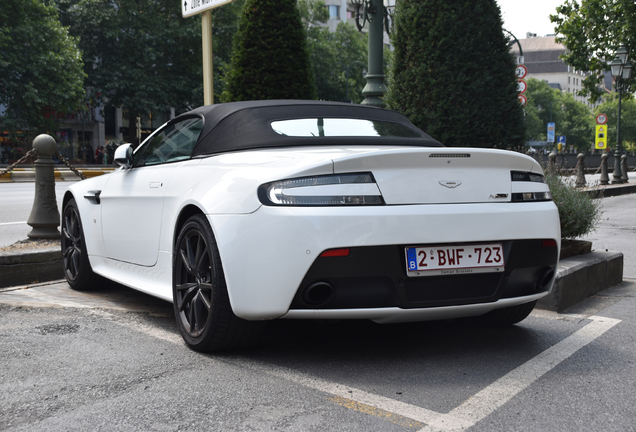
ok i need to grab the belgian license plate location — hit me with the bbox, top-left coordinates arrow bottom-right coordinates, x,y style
405,243 -> 504,277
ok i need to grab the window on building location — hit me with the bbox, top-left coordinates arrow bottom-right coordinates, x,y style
328,5 -> 340,19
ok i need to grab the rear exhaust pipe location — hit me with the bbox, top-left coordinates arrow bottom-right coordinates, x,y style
536,268 -> 555,291
302,281 -> 335,306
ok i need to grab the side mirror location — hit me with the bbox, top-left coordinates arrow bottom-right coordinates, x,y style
113,144 -> 133,169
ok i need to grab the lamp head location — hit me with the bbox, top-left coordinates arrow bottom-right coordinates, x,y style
610,57 -> 623,77
616,46 -> 629,64
623,62 -> 632,80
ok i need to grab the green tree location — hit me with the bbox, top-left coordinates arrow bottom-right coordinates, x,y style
524,78 -> 594,152
551,0 -> 635,103
594,93 -> 636,152
386,0 -> 525,148
61,0 -> 215,142
0,0 -> 85,138
299,0 -> 368,103
222,0 -> 315,102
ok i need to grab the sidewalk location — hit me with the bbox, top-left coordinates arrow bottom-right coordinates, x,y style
564,171 -> 636,197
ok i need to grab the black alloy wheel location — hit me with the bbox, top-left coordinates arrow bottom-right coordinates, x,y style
173,214 -> 263,352
61,198 -> 102,290
174,220 -> 214,339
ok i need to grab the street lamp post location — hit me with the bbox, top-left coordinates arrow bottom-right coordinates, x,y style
610,46 -> 632,184
353,0 -> 393,108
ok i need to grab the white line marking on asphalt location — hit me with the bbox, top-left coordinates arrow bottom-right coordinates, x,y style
0,221 -> 27,226
418,315 -> 621,432
17,289 -> 93,309
111,313 -> 622,431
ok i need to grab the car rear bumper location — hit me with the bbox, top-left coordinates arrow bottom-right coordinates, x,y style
282,293 -> 548,323
208,201 -> 560,321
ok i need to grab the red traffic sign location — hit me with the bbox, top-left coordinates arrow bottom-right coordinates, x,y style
596,113 -> 608,125
518,94 -> 527,106
517,80 -> 527,94
515,65 -> 528,79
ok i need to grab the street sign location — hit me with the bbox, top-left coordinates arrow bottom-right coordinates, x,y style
558,135 -> 566,145
596,113 -> 608,125
595,125 -> 607,149
182,0 -> 234,17
516,56 -> 525,65
517,80 -> 527,93
547,122 -> 555,143
515,65 -> 528,79
518,94 -> 527,106
182,0 -> 235,105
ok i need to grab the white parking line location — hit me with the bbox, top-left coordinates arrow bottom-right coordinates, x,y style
16,289 -> 93,309
419,315 -> 621,432
116,314 -> 621,431
0,221 -> 27,226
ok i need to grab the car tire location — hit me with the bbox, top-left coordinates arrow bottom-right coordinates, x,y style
173,214 -> 263,352
473,301 -> 537,326
61,198 -> 105,291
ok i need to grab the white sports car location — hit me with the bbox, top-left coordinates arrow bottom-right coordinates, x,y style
62,100 -> 560,352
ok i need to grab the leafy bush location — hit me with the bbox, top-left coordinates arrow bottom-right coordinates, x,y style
546,173 -> 602,239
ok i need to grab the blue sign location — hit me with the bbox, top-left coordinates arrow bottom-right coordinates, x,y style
558,135 -> 566,144
547,123 -> 556,143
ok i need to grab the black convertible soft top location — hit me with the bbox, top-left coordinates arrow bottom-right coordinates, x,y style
176,100 -> 443,157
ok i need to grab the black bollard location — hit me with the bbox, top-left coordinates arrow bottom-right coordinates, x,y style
621,155 -> 629,183
600,153 -> 609,185
27,134 -> 60,239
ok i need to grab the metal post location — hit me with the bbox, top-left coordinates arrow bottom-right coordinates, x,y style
202,10 -> 214,106
600,153 -> 609,185
575,153 -> 586,188
27,134 -> 60,239
612,86 -> 623,183
361,0 -> 387,107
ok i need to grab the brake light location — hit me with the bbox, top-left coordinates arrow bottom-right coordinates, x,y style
320,248 -> 350,257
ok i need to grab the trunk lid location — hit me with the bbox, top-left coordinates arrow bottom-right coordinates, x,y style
332,147 -> 540,205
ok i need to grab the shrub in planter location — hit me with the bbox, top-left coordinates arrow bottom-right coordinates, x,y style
545,173 -> 602,240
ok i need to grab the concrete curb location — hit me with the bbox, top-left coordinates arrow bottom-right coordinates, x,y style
537,251 -> 623,312
581,183 -> 636,198
0,247 -> 63,287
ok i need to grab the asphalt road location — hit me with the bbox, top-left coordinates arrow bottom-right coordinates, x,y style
0,280 -> 635,431
0,182 -> 69,248
582,192 -> 636,278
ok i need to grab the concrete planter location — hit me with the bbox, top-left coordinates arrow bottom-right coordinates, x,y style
0,247 -> 63,288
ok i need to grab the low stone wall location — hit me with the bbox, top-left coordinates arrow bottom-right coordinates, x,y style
0,248 -> 63,288
538,251 -> 623,312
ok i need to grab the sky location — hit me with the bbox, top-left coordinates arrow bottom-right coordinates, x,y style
497,0 -> 566,40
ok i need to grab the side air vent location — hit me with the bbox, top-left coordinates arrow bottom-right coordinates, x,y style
429,153 -> 471,158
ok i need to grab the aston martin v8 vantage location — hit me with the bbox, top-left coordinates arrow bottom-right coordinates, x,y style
62,100 -> 560,352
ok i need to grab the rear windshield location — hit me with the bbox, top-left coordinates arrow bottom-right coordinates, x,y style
271,118 -> 423,138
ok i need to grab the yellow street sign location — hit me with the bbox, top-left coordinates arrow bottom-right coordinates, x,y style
595,125 -> 607,150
